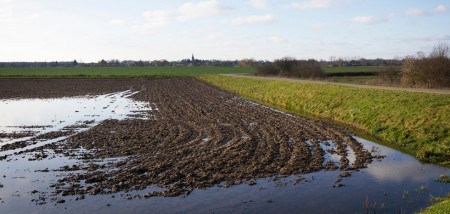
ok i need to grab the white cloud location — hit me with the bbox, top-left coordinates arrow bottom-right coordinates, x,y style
205,32 -> 223,40
350,16 -> 378,24
433,5 -> 448,13
249,0 -> 267,9
350,13 -> 394,25
290,0 -> 332,10
176,0 -> 232,21
109,19 -> 126,25
269,35 -> 287,43
224,14 -> 274,25
312,23 -> 327,29
405,5 -> 448,16
133,10 -> 173,33
404,8 -> 426,16
133,0 -> 232,34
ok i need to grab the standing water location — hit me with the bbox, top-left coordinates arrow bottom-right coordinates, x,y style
0,92 -> 448,214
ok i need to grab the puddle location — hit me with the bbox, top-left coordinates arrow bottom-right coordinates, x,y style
318,140 -> 341,165
0,90 -> 152,155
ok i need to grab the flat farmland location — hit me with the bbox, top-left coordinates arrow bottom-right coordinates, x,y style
0,66 -> 255,78
0,77 -> 448,213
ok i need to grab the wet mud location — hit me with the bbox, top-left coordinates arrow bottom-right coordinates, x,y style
0,78 -> 377,202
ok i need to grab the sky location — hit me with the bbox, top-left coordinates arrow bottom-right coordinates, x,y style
1,0 -> 449,62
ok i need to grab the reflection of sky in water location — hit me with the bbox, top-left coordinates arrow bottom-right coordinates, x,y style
354,136 -> 449,183
318,140 -> 341,165
0,90 -> 152,151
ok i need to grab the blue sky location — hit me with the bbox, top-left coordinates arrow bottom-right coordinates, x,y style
1,0 -> 449,62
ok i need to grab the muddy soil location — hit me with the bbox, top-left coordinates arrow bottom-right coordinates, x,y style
0,78 -> 376,202
0,78 -> 146,99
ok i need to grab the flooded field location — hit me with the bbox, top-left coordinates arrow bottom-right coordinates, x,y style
0,78 -> 448,214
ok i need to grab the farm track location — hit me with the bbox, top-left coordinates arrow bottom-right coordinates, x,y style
0,78 -> 375,200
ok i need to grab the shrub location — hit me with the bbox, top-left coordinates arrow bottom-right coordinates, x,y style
257,57 -> 325,79
274,57 -> 297,73
256,63 -> 279,76
289,60 -> 325,79
401,43 -> 450,88
378,66 -> 401,84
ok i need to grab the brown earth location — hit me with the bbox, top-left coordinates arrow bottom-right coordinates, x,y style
0,78 -> 376,201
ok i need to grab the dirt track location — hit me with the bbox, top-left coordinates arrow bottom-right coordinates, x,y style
0,78 -> 376,200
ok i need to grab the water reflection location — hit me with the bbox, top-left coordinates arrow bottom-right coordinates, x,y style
0,90 -> 152,153
355,136 -> 447,183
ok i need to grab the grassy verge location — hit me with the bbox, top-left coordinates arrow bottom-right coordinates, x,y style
0,66 -> 254,78
418,197 -> 450,214
199,75 -> 450,167
325,75 -> 380,84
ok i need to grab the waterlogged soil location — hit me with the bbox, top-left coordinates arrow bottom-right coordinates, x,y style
0,78 -> 381,207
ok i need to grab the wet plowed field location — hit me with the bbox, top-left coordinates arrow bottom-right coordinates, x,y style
0,78 -> 448,213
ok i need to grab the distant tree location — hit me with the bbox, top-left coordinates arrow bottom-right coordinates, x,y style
152,60 -> 169,66
336,58 -> 344,67
360,58 -> 367,66
73,60 -> 78,67
50,61 -> 59,67
238,58 -> 257,67
135,60 -> 144,66
401,42 -> 450,88
274,57 -> 297,73
98,59 -> 108,67
256,63 -> 279,75
39,62 -> 48,67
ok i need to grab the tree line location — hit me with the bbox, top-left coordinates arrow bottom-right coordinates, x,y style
0,57 -> 402,68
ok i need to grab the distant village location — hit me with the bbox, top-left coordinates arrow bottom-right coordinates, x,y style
0,54 -> 402,68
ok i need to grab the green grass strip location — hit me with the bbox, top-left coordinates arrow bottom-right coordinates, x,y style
417,197 -> 450,214
0,67 -> 255,78
199,75 -> 450,167
322,66 -> 386,73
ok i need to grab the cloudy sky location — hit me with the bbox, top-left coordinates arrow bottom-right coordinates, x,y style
1,0 -> 449,62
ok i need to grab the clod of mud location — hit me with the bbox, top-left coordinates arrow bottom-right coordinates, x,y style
1,78 -> 377,202
338,172 -> 352,177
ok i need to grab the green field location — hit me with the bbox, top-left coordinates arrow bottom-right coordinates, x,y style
0,66 -> 255,78
322,66 -> 386,73
199,75 -> 450,167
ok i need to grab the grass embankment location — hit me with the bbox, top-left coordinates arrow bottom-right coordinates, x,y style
0,66 -> 254,78
418,197 -> 450,214
199,75 -> 450,167
325,75 -> 380,84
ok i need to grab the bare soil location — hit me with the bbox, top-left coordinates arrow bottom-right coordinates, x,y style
0,78 -> 376,201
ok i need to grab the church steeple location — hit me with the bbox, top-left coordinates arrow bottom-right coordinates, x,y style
191,54 -> 196,66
